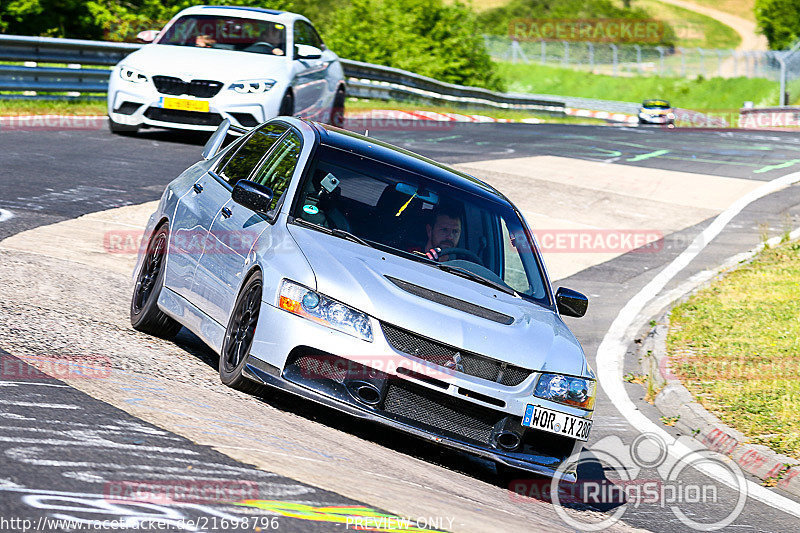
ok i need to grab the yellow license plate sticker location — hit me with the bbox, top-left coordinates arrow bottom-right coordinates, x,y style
162,98 -> 209,113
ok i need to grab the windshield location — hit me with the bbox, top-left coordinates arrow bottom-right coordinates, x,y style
642,100 -> 671,109
157,15 -> 287,56
291,145 -> 550,305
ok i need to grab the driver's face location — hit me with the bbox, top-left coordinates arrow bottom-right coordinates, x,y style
427,215 -> 462,249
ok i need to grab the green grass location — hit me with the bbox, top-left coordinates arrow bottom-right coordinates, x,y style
0,99 -> 106,115
638,0 -> 742,49
668,240 -> 800,459
497,62 -> 779,110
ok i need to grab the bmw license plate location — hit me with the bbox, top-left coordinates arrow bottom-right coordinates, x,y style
161,97 -> 209,113
523,404 -> 592,441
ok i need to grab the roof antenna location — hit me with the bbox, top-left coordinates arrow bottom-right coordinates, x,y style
364,129 -> 369,137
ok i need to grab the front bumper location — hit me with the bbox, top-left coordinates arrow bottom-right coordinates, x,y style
242,301 -> 590,480
638,114 -> 674,125
107,79 -> 285,132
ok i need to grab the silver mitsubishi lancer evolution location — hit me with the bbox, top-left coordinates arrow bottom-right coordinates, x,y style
130,116 -> 595,480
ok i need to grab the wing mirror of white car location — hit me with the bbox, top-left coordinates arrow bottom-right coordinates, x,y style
202,119 -> 232,160
136,30 -> 160,43
295,44 -> 323,59
555,287 -> 588,318
232,180 -> 274,213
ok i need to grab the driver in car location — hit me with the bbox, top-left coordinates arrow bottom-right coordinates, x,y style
411,206 -> 462,262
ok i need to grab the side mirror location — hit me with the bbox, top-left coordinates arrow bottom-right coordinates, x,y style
555,287 -> 588,318
202,119 -> 231,160
232,180 -> 274,213
295,44 -> 322,59
136,30 -> 160,43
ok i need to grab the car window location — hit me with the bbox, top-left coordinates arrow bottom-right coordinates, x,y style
293,21 -> 322,49
219,123 -> 288,187
157,15 -> 287,56
249,130 -> 302,215
292,145 -> 550,305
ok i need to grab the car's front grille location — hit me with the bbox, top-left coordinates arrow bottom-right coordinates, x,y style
152,76 -> 223,98
383,380 -> 505,444
381,323 -> 532,386
144,108 -> 223,126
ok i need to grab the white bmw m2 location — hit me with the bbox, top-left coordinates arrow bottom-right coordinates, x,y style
107,5 -> 345,134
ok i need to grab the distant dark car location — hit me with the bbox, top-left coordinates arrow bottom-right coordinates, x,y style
638,99 -> 675,126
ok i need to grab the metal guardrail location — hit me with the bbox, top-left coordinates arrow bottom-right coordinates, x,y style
0,33 -> 644,116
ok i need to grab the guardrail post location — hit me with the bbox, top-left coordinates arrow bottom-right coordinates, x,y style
656,46 -> 665,76
588,42 -> 594,72
562,41 -> 569,67
610,43 -> 618,76
716,49 -> 724,77
540,40 -> 546,64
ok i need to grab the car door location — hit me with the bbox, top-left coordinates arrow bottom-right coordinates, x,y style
164,163 -> 235,303
192,125 -> 302,325
291,20 -> 329,118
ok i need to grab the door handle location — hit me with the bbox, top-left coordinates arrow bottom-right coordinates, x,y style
221,207 -> 233,219
193,183 -> 203,193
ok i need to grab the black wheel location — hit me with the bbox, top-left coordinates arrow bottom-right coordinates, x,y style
219,271 -> 265,394
108,116 -> 140,135
131,224 -> 182,338
278,91 -> 294,117
330,87 -> 345,127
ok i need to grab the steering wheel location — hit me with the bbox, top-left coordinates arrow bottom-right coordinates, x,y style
246,41 -> 276,53
438,247 -> 483,265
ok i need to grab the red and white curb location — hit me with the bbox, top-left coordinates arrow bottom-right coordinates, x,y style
345,109 -> 520,123
564,107 -> 638,124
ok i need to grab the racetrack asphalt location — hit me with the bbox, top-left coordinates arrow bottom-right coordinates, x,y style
1,122 -> 800,532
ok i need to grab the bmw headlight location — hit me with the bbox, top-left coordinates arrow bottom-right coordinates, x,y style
278,280 -> 373,342
119,66 -> 148,83
667,112 -> 676,119
229,79 -> 276,94
534,373 -> 596,410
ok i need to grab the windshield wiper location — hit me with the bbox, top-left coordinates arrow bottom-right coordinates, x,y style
292,218 -> 375,249
434,263 -> 518,296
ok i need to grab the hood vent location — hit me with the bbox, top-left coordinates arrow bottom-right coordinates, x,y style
385,276 -> 514,325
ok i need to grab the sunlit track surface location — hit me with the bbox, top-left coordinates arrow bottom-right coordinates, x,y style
1,123 -> 800,532
0,350 -> 405,533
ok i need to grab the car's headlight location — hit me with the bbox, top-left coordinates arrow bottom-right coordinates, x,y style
278,280 -> 373,342
119,66 -> 148,83
534,373 -> 596,410
667,112 -> 675,119
229,79 -> 276,94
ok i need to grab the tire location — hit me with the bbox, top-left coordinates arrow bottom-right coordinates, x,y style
329,87 -> 345,127
130,224 -> 183,338
108,116 -> 140,135
219,271 -> 266,395
278,91 -> 294,117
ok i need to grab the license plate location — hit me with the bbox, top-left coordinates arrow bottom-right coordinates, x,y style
523,404 -> 592,441
161,97 -> 209,113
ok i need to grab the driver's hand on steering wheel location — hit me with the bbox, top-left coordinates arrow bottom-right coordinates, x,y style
426,247 -> 442,261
